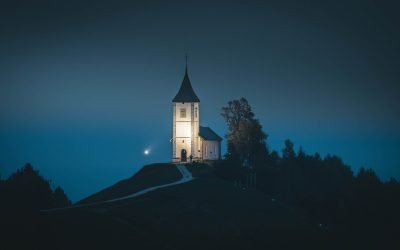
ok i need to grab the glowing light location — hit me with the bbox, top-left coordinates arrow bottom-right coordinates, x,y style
144,149 -> 150,155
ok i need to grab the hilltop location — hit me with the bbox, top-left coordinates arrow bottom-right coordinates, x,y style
3,162 -> 399,250
12,163 -> 333,250
77,163 -> 181,204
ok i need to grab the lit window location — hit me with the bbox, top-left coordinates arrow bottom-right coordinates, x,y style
180,108 -> 186,118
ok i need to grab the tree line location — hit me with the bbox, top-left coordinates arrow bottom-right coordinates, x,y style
0,163 -> 71,214
215,97 -> 400,243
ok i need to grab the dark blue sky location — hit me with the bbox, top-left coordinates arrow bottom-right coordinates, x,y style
1,0 -> 399,201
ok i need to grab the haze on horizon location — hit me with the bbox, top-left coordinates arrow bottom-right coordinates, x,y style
0,0 -> 399,202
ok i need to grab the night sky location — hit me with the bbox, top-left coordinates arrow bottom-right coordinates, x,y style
1,0 -> 399,202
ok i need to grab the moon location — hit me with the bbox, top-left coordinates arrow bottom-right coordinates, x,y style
144,149 -> 149,155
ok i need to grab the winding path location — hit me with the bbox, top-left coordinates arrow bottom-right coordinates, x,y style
42,164 -> 194,211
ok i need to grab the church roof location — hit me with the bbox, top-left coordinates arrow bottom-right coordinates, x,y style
199,126 -> 223,141
172,67 -> 200,103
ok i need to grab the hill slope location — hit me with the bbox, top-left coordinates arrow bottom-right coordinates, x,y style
28,163 -> 337,250
77,163 -> 181,204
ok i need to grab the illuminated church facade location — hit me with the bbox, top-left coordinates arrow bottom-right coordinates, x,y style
172,64 -> 222,162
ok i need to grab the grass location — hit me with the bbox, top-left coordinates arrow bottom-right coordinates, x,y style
76,163 -> 181,204
8,162 -> 358,250
104,175 -> 330,249
185,162 -> 214,178
53,165 -> 333,250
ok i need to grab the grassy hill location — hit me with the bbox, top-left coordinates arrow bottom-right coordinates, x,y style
14,163 -> 345,250
77,163 -> 181,204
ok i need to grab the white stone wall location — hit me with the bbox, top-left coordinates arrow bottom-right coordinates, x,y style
193,103 -> 200,159
173,102 -> 200,161
201,139 -> 220,160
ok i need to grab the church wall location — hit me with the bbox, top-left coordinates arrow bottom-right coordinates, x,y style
175,103 -> 192,122
173,102 -> 200,161
201,139 -> 220,160
176,122 -> 191,137
192,103 -> 200,158
175,139 -> 191,161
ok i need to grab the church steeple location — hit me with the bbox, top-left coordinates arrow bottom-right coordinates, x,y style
171,58 -> 221,162
172,56 -> 200,103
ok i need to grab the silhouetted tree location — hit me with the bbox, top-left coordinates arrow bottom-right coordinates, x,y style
297,146 -> 306,160
356,167 -> 381,188
314,152 -> 321,161
268,150 -> 280,166
5,163 -> 53,211
2,163 -> 72,212
282,139 -> 296,160
221,97 -> 267,168
53,186 -> 72,208
217,97 -> 400,246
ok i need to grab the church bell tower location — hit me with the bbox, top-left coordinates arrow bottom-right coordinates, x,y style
172,58 -> 200,162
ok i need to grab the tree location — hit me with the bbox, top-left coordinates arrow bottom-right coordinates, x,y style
53,186 -> 72,208
282,139 -> 296,160
221,97 -> 267,168
356,167 -> 381,188
297,146 -> 306,160
6,163 -> 54,211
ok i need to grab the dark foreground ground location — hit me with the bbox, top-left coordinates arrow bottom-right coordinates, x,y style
2,163 -> 398,250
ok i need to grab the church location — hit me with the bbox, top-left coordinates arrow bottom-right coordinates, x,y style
172,63 -> 222,163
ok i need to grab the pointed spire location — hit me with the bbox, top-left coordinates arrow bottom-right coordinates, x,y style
172,54 -> 200,103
